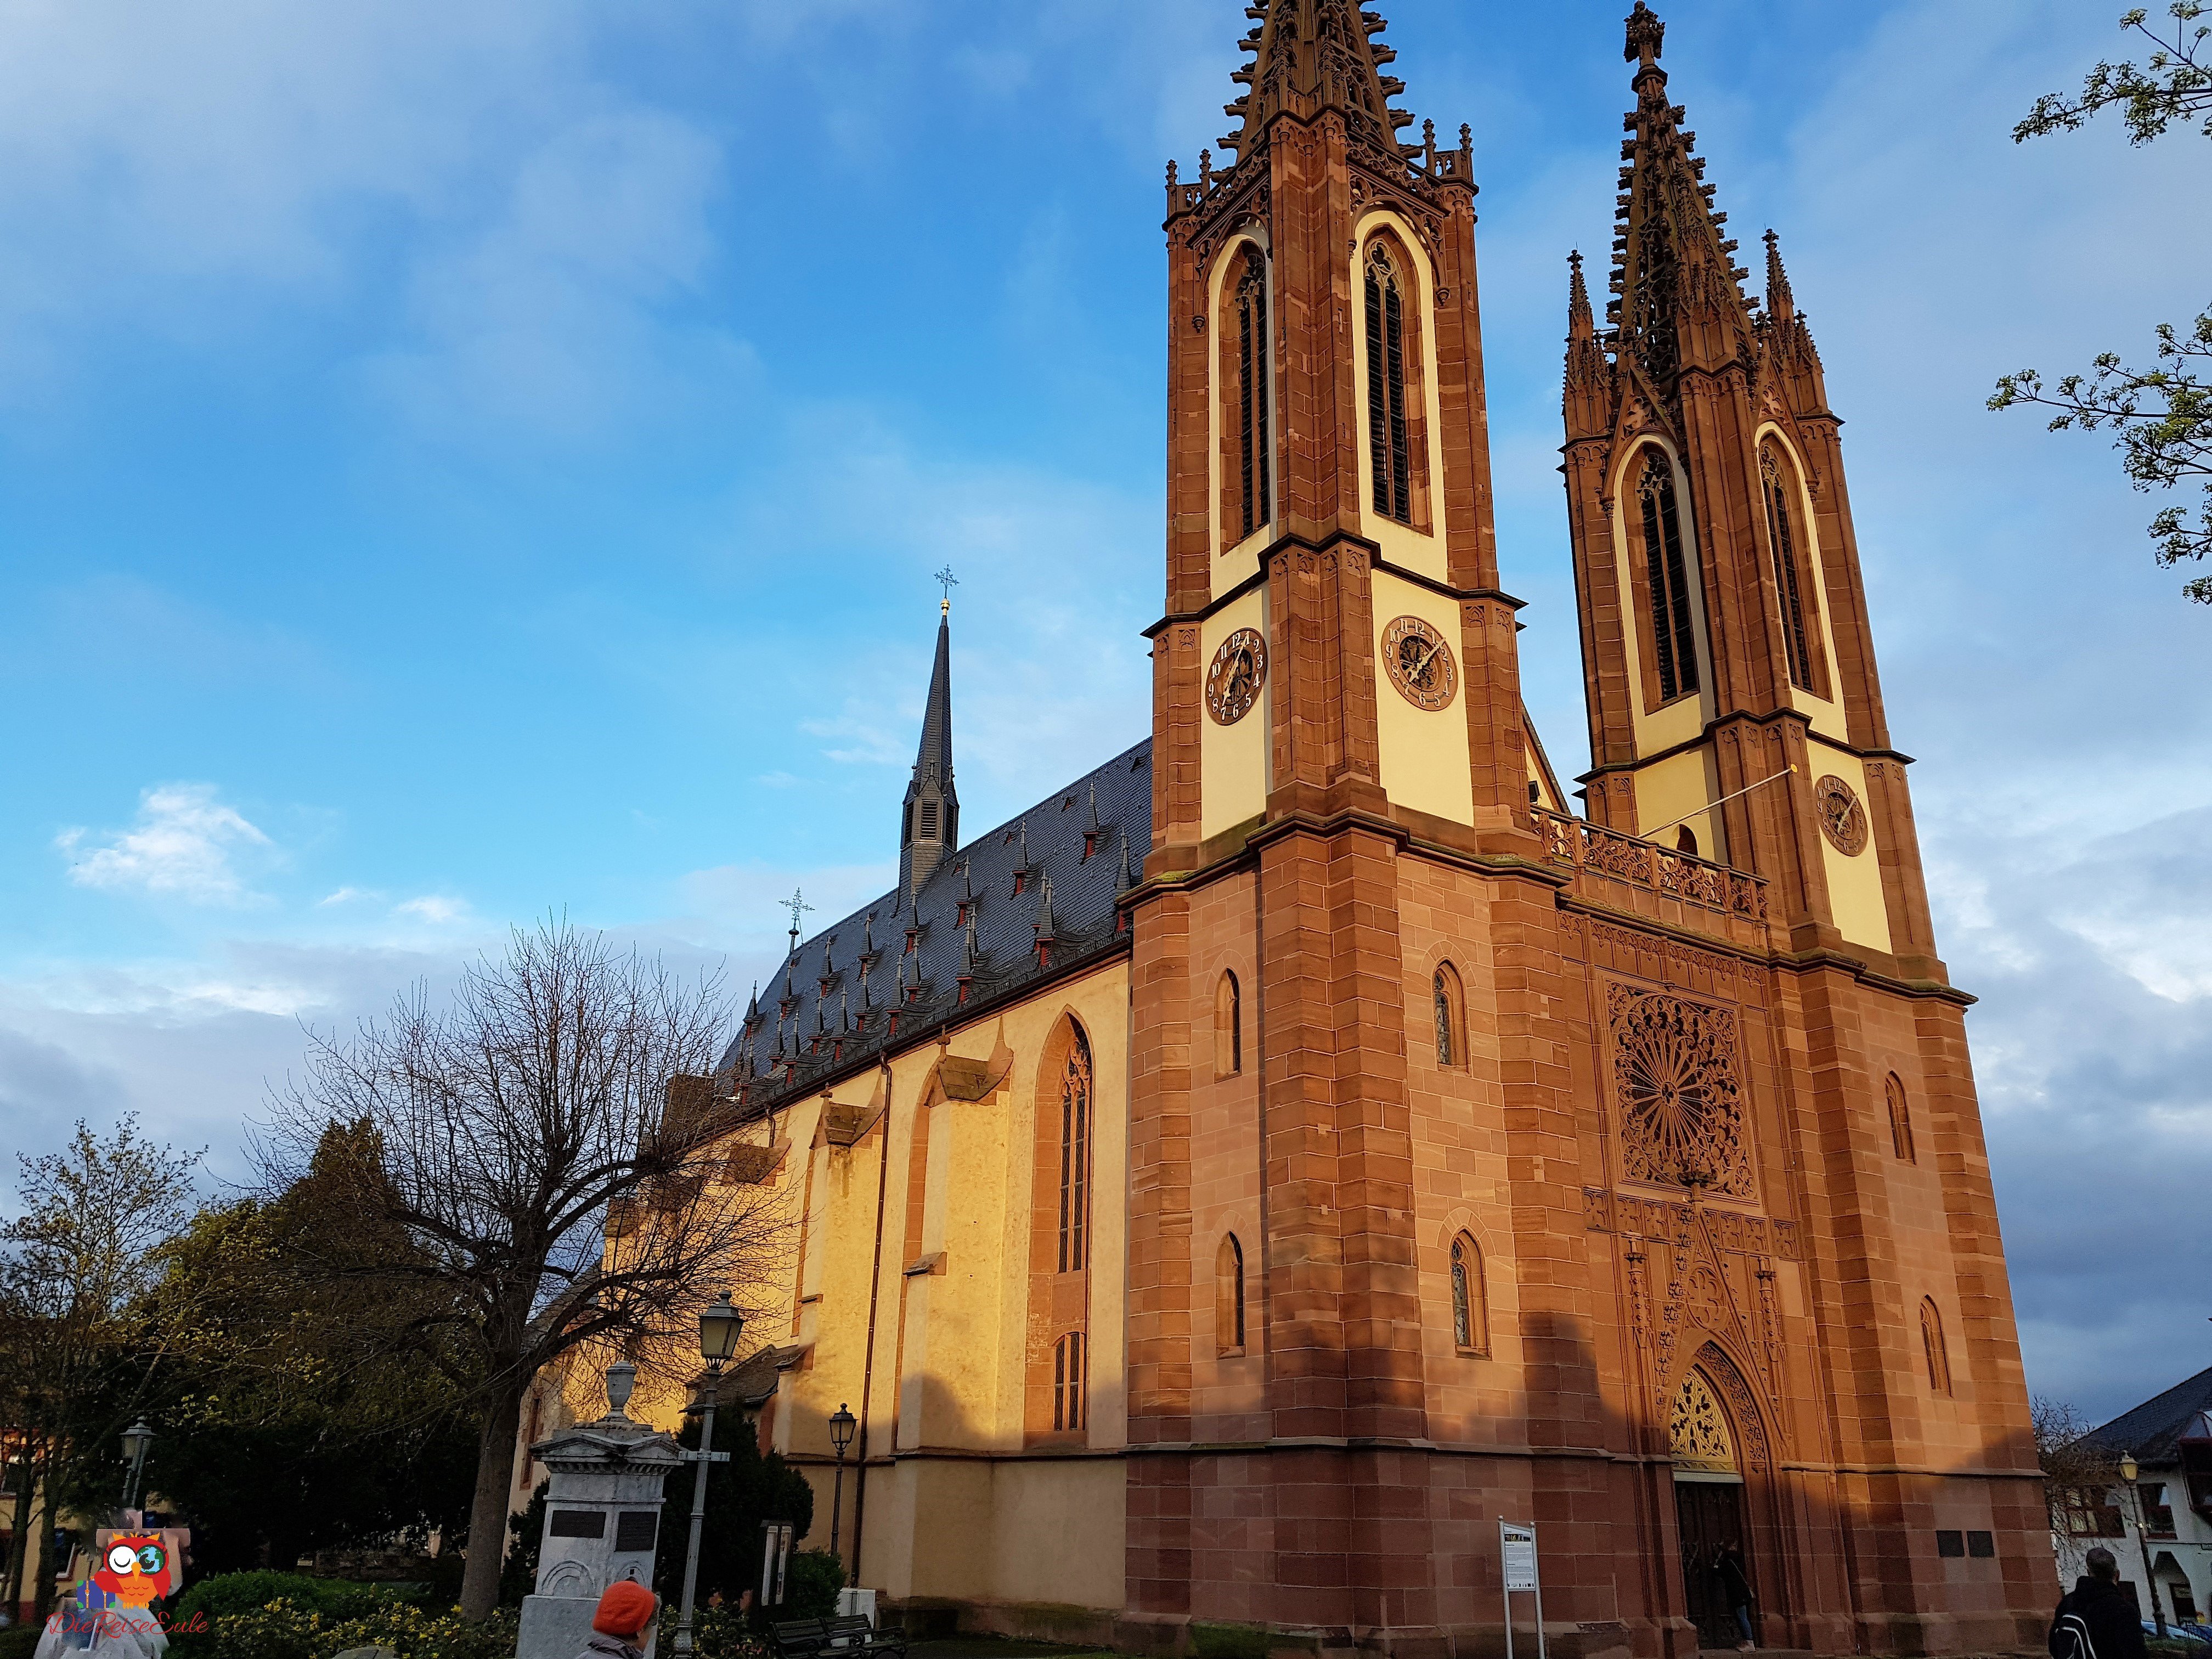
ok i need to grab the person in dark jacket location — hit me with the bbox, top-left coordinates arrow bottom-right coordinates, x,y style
1713,1541 -> 1756,1651
2051,1547 -> 2149,1659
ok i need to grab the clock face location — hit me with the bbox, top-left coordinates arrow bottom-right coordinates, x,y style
1381,615 -> 1458,710
1205,628 -> 1267,726
1813,775 -> 1869,856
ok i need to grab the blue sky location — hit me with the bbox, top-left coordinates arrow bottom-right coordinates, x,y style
2,0 -> 2207,1423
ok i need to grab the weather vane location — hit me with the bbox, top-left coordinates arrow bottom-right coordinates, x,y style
783,888 -> 814,951
934,565 -> 958,613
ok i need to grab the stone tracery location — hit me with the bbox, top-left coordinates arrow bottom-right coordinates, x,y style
1609,984 -> 1753,1199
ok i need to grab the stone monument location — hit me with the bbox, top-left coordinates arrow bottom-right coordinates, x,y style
516,1363 -> 681,1659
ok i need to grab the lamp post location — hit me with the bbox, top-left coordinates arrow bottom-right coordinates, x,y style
672,1293 -> 744,1659
120,1421 -> 153,1514
2118,1452 -> 2170,1640
827,1404 -> 856,1568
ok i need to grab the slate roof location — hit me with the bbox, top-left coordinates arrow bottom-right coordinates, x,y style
719,738 -> 1152,1109
2080,1367 -> 2212,1467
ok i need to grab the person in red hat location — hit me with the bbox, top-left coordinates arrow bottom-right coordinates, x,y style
578,1579 -> 658,1659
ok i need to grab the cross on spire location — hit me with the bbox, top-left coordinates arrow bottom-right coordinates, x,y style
934,565 -> 958,616
782,888 -> 814,951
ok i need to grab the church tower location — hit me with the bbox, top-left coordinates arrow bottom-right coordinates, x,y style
1562,0 -> 1942,978
899,599 -> 958,899
1129,0 -> 1562,1641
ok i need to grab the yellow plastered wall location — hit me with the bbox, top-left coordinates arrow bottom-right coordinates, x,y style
1350,211 -> 1449,585
1372,568 -> 1474,826
747,960 -> 1130,1604
1629,746 -> 1726,863
1610,438 -> 1716,755
1806,742 -> 1894,955
1199,587 -> 1270,842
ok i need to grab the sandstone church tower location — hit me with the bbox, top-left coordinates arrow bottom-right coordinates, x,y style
1127,1 -> 2045,1652
537,8 -> 2050,1657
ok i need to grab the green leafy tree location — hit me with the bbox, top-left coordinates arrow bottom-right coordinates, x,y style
132,1181 -> 480,1578
649,1408 -> 814,1613
0,1119 -> 202,1621
1994,4 -> 2212,603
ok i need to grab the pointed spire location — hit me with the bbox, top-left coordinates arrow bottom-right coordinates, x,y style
1606,0 -> 1754,389
957,911 -> 979,1005
743,981 -> 761,1029
1217,0 -> 1415,168
900,595 -> 960,899
1034,870 -> 1057,941
1762,228 -> 1795,323
1565,251 -> 1612,437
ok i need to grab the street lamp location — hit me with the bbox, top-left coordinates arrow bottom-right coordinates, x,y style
827,1404 -> 857,1567
2118,1451 -> 2170,1640
672,1293 -> 744,1659
120,1421 -> 153,1513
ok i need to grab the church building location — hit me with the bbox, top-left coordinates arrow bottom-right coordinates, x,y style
533,5 -> 2049,1654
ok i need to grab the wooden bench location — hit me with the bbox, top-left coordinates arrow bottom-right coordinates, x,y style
767,1616 -> 906,1659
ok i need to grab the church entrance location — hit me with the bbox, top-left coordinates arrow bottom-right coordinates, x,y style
1674,1478 -> 1750,1650
1670,1365 -> 1759,1651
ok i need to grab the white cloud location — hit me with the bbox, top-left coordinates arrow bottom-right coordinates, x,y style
318,885 -> 380,907
394,895 -> 470,924
55,783 -> 274,905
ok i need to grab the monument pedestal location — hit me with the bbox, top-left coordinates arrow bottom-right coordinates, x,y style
516,1364 -> 680,1659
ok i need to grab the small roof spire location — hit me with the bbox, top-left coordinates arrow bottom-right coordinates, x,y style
1763,228 -> 1795,321
1567,250 -> 1594,340
1034,870 -> 1057,941
743,981 -> 761,1027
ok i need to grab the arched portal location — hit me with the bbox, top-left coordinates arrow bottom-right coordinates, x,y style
1671,1359 -> 1763,1650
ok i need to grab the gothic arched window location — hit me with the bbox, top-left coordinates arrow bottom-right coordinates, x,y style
1365,242 -> 1413,524
1058,1024 -> 1093,1273
1215,970 -> 1242,1078
1635,448 -> 1700,704
1053,1330 -> 1087,1431
1216,1233 -> 1246,1357
1761,443 -> 1821,692
1433,962 -> 1465,1070
1921,1298 -> 1951,1396
1887,1073 -> 1917,1165
1236,257 -> 1273,539
1450,1233 -> 1488,1356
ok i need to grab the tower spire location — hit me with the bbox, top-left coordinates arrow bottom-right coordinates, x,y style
1564,251 -> 1612,441
899,593 -> 960,899
1221,0 -> 1415,166
1608,0 -> 1754,390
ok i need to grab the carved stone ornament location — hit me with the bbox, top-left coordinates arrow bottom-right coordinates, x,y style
1609,983 -> 1754,1200
1205,627 -> 1268,726
1813,774 -> 1869,856
1380,614 -> 1458,710
1669,1367 -> 1736,1476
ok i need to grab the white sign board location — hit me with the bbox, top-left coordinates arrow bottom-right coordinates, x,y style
1501,1522 -> 1539,1592
1499,1520 -> 1545,1659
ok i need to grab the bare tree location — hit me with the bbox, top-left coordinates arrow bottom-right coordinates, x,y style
2035,1395 -> 2123,1540
258,921 -> 790,1622
0,1119 -> 202,1621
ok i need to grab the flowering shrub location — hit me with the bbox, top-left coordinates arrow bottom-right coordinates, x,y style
686,1606 -> 769,1659
201,1598 -> 517,1659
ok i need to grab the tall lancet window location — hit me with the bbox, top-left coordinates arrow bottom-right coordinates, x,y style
1760,444 -> 1821,693
1365,242 -> 1413,523
1635,449 -> 1699,704
1236,259 -> 1272,539
1058,1023 -> 1093,1273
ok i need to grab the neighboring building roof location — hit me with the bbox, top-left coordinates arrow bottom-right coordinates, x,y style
719,739 -> 1150,1110
2080,1367 -> 2212,1466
